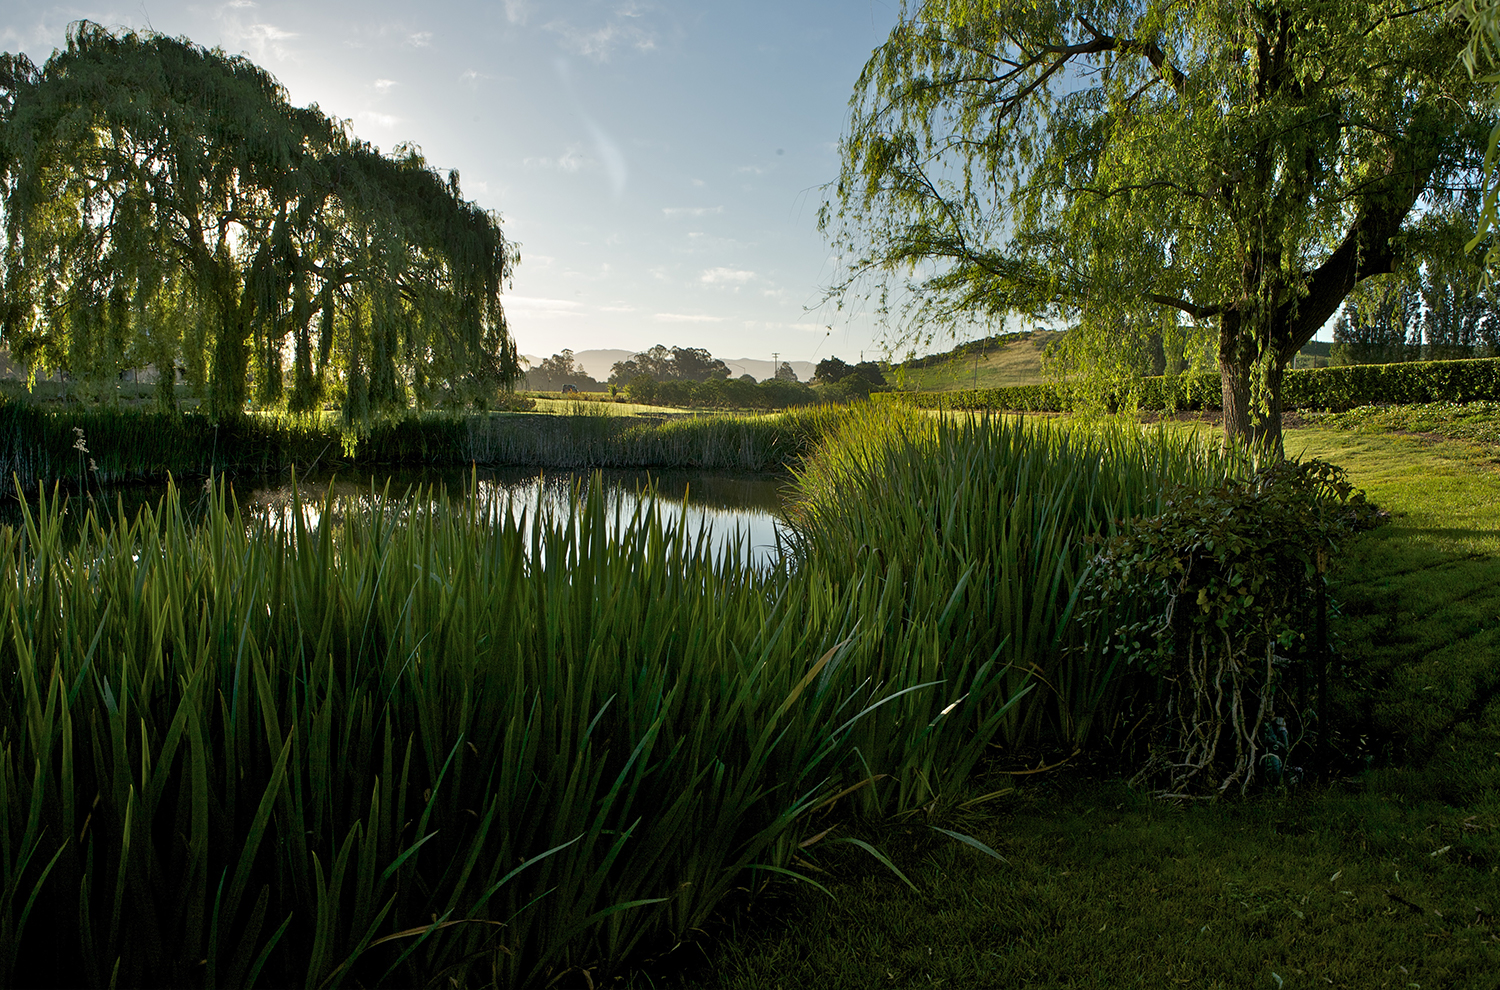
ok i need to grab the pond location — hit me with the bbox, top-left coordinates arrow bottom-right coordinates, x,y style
5,467 -> 795,568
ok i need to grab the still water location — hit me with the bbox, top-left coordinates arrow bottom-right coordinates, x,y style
8,468 -> 793,568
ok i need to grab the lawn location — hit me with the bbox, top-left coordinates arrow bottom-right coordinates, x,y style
642,421 -> 1500,990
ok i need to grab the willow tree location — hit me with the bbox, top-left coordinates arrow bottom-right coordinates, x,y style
0,23 -> 519,420
824,1 -> 1494,450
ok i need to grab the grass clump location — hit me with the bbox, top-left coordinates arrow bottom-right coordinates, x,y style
0,479 -> 883,987
785,406 -> 1244,770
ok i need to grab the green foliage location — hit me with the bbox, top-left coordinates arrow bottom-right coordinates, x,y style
525,350 -> 601,392
786,407 -> 1242,760
608,345 -> 731,386
0,23 -> 519,421
1077,460 -> 1383,794
1304,400 -> 1500,445
825,0 -> 1494,449
0,460 -> 1052,987
1283,357 -> 1500,410
658,420 -> 1500,990
878,355 -> 1500,414
618,375 -> 827,410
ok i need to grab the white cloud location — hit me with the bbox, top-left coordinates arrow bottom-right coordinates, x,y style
358,111 -> 400,129
225,22 -> 299,61
655,313 -> 727,323
504,296 -> 586,318
663,206 -> 723,218
701,268 -> 755,285
408,31 -> 433,47
524,145 -> 593,173
373,78 -> 397,91
503,0 -> 529,25
735,164 -> 768,176
599,304 -> 637,313
544,14 -> 658,61
225,0 -> 257,7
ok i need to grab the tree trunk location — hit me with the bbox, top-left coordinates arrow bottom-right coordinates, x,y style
209,295 -> 250,422
1218,313 -> 1286,457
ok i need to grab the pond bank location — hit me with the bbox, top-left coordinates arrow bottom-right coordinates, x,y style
0,402 -> 847,496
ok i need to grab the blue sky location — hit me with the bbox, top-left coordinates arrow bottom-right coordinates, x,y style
2,1 -> 917,369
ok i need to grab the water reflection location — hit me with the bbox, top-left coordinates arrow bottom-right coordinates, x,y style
7,468 -> 793,569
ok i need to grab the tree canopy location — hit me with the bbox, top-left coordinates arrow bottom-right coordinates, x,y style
824,0 -> 1494,449
0,23 -> 519,420
608,345 -> 731,384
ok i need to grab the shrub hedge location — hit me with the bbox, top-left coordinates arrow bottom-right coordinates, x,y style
877,356 -> 1500,413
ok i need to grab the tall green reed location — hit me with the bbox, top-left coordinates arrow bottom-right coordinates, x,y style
0,463 -> 1006,988
785,407 -> 1243,780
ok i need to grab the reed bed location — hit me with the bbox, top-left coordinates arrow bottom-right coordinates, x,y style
0,464 -> 1032,988
0,403 -> 849,495
785,407 -> 1245,767
0,406 -> 1247,986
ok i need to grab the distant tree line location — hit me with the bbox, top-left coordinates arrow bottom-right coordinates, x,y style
0,23 -> 520,421
524,349 -> 604,392
1332,270 -> 1500,366
520,345 -> 890,408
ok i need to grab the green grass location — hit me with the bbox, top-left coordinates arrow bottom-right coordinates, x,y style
1304,401 -> 1500,448
890,332 -> 1060,392
645,419 -> 1500,990
525,395 -> 703,417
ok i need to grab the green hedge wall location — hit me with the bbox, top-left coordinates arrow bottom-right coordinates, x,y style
876,357 -> 1500,413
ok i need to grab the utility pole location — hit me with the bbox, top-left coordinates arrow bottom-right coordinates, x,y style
771,352 -> 779,381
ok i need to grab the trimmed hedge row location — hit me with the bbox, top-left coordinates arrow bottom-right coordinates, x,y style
877,356 -> 1500,413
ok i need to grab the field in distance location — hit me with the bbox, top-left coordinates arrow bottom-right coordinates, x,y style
889,330 -> 1060,391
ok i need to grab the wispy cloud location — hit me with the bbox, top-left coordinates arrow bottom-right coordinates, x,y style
504,296 -> 586,317
543,3 -> 662,61
408,31 -> 433,47
224,21 -> 299,61
599,304 -> 637,313
655,312 -> 727,323
358,111 -> 400,129
735,164 -> 768,176
663,206 -> 723,218
524,145 -> 592,173
503,0 -> 529,25
373,78 -> 397,91
701,268 -> 755,285
225,0 -> 257,7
